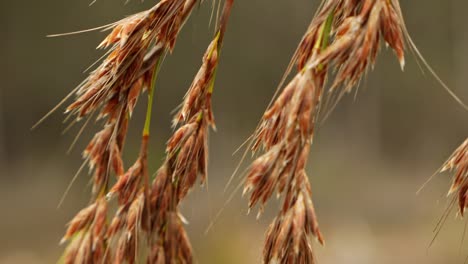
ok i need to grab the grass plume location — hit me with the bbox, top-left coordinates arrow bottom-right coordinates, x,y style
242,0 -> 413,262
442,138 -> 468,215
54,0 -> 233,263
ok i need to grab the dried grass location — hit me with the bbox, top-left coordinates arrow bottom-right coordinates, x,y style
242,0 -> 410,263
442,138 -> 468,215
42,0 -> 467,263
55,0 -> 233,263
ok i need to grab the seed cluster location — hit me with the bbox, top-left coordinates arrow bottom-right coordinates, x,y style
147,3 -> 233,261
58,0 -> 234,263
442,139 -> 468,215
243,0 -> 408,263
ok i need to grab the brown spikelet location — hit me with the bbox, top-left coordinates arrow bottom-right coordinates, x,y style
245,69 -> 325,263
61,198 -> 109,264
92,198 -> 108,243
63,233 -> 81,264
162,212 -> 194,264
62,203 -> 97,243
115,232 -> 137,264
381,0 -> 405,68
442,138 -> 468,215
147,243 -> 166,264
263,191 -> 323,264
108,159 -> 143,202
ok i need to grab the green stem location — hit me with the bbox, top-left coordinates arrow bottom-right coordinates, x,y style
208,66 -> 218,94
143,58 -> 163,137
314,12 -> 334,71
321,12 -> 334,51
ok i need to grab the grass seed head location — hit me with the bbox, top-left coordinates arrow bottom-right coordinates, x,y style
442,139 -> 468,215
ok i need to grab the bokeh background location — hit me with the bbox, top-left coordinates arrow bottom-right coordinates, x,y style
2,0 -> 468,263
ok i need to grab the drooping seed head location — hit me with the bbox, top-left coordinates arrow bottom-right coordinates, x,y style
442,139 -> 468,215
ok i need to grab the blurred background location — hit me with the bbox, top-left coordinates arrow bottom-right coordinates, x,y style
1,0 -> 468,263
